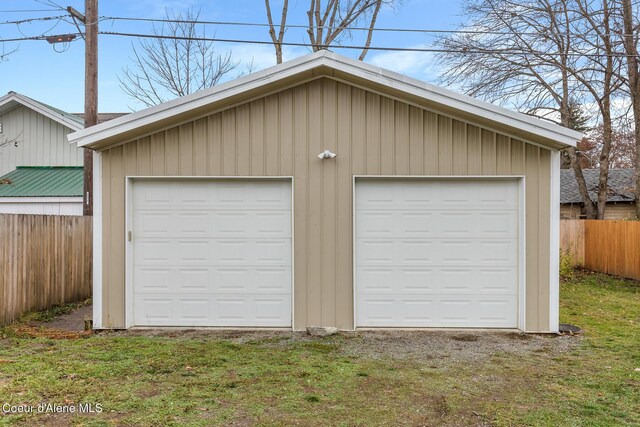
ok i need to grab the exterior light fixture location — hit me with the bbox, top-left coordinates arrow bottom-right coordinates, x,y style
317,150 -> 337,159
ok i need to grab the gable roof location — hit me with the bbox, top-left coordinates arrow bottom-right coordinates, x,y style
560,168 -> 636,204
68,50 -> 583,150
73,112 -> 129,124
0,92 -> 84,131
0,166 -> 84,197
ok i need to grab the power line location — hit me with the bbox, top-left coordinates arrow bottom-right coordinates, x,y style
0,9 -> 59,13
101,15 -> 640,38
1,29 -> 638,58
0,33 -> 81,43
96,30 -> 640,58
0,15 -> 68,25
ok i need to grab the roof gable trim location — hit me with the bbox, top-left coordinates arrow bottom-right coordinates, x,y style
68,50 -> 582,149
0,92 -> 84,132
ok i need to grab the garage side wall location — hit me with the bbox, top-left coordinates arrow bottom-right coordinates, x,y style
99,78 -> 552,331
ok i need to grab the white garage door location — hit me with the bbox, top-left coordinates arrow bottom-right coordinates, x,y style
355,178 -> 520,328
130,179 -> 292,327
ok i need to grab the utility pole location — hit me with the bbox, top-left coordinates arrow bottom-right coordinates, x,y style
68,0 -> 98,216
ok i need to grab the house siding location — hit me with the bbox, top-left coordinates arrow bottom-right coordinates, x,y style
560,202 -> 636,220
0,105 -> 83,175
99,77 -> 553,331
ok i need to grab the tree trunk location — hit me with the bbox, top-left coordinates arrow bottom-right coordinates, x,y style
596,111 -> 613,219
621,0 -> 640,217
567,146 -> 597,218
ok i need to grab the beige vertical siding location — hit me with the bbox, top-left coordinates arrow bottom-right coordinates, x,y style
99,77 -> 553,331
561,202 -> 636,220
0,106 -> 83,175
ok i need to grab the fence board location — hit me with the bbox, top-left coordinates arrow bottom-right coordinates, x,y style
584,220 -> 640,280
561,219 -> 640,281
560,220 -> 585,266
0,214 -> 92,325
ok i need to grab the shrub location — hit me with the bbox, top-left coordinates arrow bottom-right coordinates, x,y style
560,246 -> 575,281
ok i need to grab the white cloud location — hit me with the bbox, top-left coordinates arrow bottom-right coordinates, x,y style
366,48 -> 440,83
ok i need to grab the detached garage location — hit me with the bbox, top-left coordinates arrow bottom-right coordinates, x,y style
68,51 -> 581,332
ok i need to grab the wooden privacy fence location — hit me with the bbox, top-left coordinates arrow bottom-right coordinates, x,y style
0,214 -> 92,325
561,220 -> 640,281
560,220 -> 585,266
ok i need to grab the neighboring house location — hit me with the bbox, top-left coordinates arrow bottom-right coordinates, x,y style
0,91 -> 84,176
0,91 -> 126,215
0,166 -> 84,215
68,51 -> 582,333
561,169 -> 636,219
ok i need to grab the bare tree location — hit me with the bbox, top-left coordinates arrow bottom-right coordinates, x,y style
435,0 -> 626,219
119,9 -> 239,107
265,0 -> 289,64
578,124 -> 636,169
264,0 -> 390,64
571,0 -> 622,218
618,0 -> 640,215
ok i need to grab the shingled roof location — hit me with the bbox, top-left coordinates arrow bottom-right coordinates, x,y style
561,168 -> 636,204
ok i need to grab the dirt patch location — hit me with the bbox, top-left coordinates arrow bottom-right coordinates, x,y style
505,331 -> 534,340
451,334 -> 480,342
106,328 -> 580,367
337,330 -> 579,364
11,325 -> 92,340
28,306 -> 92,332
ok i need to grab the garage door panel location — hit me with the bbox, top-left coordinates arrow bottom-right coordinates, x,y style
134,265 -> 292,294
134,210 -> 291,238
356,179 -> 519,328
133,293 -> 291,327
356,180 -> 518,210
357,210 -> 517,238
134,240 -> 172,264
357,295 -> 518,327
177,240 -> 210,264
132,179 -> 292,327
135,237 -> 290,266
357,266 -> 517,295
357,239 -> 517,266
177,213 -> 210,235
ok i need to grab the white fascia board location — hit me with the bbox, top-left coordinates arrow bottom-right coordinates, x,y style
68,50 -> 582,149
0,92 -> 84,132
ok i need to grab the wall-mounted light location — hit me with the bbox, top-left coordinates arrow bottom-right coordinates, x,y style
317,150 -> 337,159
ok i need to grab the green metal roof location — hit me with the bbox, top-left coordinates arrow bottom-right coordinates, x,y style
0,166 -> 84,197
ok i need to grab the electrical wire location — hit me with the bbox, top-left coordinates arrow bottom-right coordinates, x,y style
95,30 -> 640,58
0,14 -> 638,58
0,15 -> 68,25
0,9 -> 59,13
0,33 -> 81,43
102,15 -> 640,38
1,30 -> 638,58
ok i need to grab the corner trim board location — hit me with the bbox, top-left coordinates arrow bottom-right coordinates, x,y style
549,151 -> 560,333
92,150 -> 103,329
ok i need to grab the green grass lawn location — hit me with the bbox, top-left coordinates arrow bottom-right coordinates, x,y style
0,270 -> 638,426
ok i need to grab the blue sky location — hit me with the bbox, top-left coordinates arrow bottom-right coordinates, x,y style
0,1 -> 463,113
